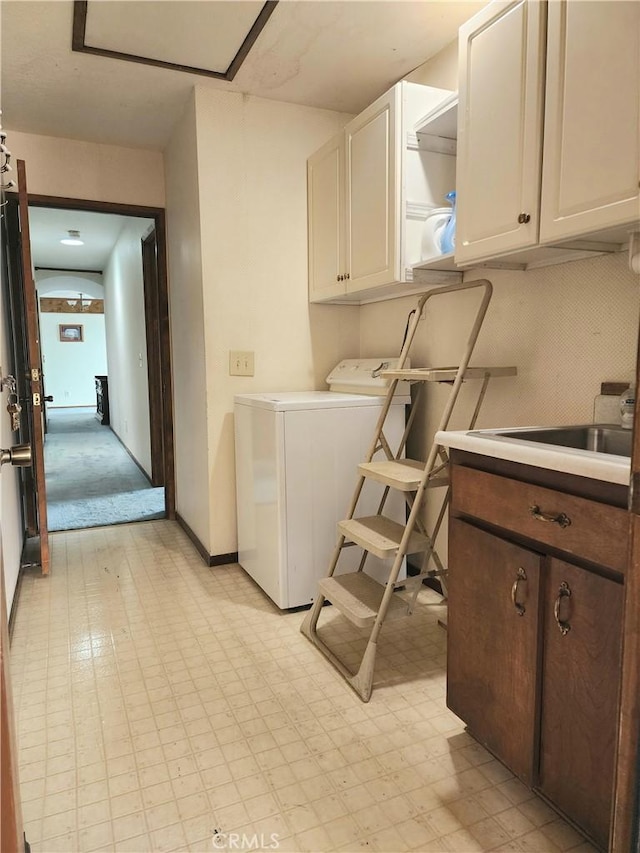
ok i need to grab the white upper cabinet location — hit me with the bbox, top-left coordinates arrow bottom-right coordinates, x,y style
308,134 -> 346,302
540,1 -> 640,243
456,0 -> 640,266
345,86 -> 399,293
308,81 -> 458,304
455,0 -> 546,265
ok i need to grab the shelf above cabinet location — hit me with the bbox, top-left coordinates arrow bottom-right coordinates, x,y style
411,93 -> 458,155
412,238 -> 626,278
412,252 -> 458,273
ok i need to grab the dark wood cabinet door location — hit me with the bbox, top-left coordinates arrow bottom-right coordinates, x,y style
539,558 -> 623,849
447,518 -> 543,785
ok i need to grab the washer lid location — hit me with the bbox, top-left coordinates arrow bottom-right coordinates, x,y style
234,391 -> 395,411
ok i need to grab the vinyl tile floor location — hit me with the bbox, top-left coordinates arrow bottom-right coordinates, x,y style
10,521 -> 597,853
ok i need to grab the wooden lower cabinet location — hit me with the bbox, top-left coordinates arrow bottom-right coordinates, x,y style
447,459 -> 626,849
447,519 -> 542,785
539,558 -> 623,850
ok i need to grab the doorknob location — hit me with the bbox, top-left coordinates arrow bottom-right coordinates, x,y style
0,444 -> 31,467
44,395 -> 53,402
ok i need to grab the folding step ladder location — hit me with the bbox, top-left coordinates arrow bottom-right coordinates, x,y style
301,279 -> 517,702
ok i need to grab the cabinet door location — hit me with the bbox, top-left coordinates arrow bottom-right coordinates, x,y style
447,519 -> 542,785
540,1 -> 640,243
539,558 -> 623,849
455,0 -> 546,264
308,134 -> 346,302
345,86 -> 400,292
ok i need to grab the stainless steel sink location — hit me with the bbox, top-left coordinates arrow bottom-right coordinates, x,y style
472,424 -> 632,457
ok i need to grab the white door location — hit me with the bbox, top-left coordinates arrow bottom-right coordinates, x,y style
346,86 -> 400,292
455,0 -> 546,265
307,133 -> 346,302
540,1 -> 640,243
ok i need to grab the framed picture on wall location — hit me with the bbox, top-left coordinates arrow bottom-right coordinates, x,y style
59,323 -> 84,342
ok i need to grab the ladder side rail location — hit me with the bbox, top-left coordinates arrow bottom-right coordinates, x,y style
365,280 -> 494,644
377,431 -> 394,461
468,371 -> 492,430
359,378 -> 399,469
424,280 -> 493,444
336,290 -> 427,525
357,290 -> 425,469
427,460 -> 448,480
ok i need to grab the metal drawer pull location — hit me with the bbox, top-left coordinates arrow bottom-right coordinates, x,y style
511,567 -> 527,616
553,582 -> 572,635
529,504 -> 571,528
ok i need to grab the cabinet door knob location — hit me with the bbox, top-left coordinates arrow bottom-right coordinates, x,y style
511,567 -> 527,616
337,275 -> 343,281
518,213 -> 531,224
529,504 -> 571,528
553,581 -> 572,636
345,273 -> 350,280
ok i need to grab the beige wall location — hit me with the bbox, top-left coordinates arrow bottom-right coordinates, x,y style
164,93 -> 210,549
0,129 -> 166,606
406,39 -> 459,91
360,252 -> 640,563
362,40 -> 640,566
8,131 -> 165,208
193,87 -> 360,556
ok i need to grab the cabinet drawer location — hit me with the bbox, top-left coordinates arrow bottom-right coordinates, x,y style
451,465 -> 628,574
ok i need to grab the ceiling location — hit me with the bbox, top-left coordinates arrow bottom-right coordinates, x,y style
1,0 -> 486,151
29,207 -> 153,271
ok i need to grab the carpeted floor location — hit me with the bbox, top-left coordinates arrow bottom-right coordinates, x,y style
44,407 -> 165,531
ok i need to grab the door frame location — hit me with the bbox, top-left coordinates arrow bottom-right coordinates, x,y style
141,229 -> 164,488
27,193 -> 176,519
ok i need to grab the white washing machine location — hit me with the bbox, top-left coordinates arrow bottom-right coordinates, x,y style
234,359 -> 411,609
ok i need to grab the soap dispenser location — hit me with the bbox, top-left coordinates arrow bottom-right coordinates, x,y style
439,191 -> 457,254
620,383 -> 635,429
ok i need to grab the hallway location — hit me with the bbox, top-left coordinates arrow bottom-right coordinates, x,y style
9,521 -> 594,853
45,407 -> 165,531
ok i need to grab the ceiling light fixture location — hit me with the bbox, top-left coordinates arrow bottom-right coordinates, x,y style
60,229 -> 84,246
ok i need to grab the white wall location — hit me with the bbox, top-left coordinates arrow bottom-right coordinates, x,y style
39,310 -> 107,407
103,219 -> 154,477
37,270 -> 104,298
192,87 -> 360,556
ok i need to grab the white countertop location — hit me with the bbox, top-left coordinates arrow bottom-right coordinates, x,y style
435,428 -> 631,487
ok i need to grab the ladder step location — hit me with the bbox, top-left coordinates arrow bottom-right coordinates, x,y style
338,515 -> 429,559
381,366 -> 517,383
318,572 -> 409,628
358,459 -> 424,490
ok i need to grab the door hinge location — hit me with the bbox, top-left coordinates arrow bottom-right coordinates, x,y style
32,392 -> 41,406
31,368 -> 39,382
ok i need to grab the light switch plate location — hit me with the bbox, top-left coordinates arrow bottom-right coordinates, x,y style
229,351 -> 255,376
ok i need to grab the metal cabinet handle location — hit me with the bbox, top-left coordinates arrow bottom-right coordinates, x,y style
529,504 -> 571,528
518,213 -> 531,224
345,273 -> 350,280
553,581 -> 572,635
511,567 -> 527,616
